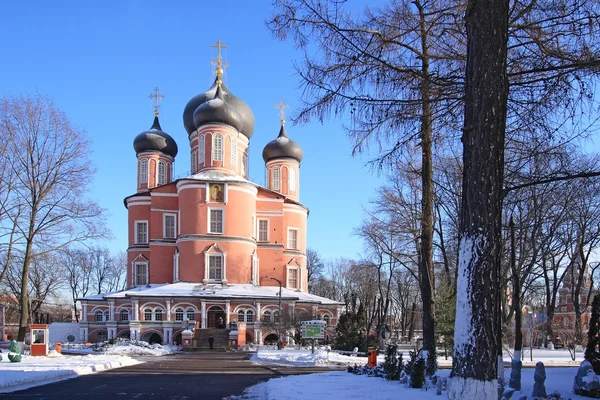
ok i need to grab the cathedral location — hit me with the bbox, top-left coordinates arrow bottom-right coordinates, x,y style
78,43 -> 342,346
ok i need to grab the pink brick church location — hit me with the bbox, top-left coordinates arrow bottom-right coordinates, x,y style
78,45 -> 342,346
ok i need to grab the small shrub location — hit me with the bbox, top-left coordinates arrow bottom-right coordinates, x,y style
383,344 -> 403,381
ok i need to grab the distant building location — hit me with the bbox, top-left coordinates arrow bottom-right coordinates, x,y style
78,44 -> 342,345
553,250 -> 593,345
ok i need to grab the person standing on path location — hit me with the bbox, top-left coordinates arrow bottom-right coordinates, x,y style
208,335 -> 214,350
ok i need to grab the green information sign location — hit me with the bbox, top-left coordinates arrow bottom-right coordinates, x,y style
300,320 -> 326,339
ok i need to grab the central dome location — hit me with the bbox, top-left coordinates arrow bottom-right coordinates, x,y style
183,78 -> 255,139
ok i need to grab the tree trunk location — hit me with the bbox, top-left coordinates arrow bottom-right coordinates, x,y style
416,0 -> 437,376
18,238 -> 34,342
449,0 -> 509,397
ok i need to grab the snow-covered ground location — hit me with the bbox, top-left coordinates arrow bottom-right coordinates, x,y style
0,343 -> 589,399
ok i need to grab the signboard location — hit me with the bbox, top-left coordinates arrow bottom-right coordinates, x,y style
300,320 -> 326,339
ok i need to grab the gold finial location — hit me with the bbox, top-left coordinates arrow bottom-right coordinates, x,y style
148,87 -> 165,116
275,99 -> 289,126
211,40 -> 229,85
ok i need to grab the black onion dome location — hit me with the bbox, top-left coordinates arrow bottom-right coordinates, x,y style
133,116 -> 178,158
193,86 -> 244,132
262,125 -> 303,163
184,78 -> 255,138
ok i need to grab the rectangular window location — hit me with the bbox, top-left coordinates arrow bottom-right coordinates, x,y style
140,160 -> 148,184
209,209 -> 224,234
242,153 -> 248,177
231,139 -> 238,169
199,135 -> 205,166
135,221 -> 148,244
272,168 -> 280,190
144,309 -> 152,321
287,228 -> 298,250
158,161 -> 166,185
135,262 -> 148,286
209,255 -> 223,280
191,151 -> 197,174
164,214 -> 176,239
175,309 -> 184,321
288,268 -> 299,289
258,219 -> 269,242
212,134 -> 223,161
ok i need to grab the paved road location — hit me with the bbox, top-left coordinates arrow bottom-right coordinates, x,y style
2,352 -> 342,400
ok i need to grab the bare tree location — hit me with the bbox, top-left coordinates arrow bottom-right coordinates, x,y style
306,248 -> 325,292
0,93 -> 109,341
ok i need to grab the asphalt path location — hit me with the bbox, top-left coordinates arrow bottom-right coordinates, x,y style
1,351 -> 343,400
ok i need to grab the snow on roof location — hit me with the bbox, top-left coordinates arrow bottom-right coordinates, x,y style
183,169 -> 252,183
81,282 -> 342,305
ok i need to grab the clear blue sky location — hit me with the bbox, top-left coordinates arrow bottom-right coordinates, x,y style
0,1 -> 383,261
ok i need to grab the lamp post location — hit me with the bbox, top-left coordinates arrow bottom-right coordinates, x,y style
265,276 -> 283,350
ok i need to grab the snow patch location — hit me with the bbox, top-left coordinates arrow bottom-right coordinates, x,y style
448,376 -> 497,400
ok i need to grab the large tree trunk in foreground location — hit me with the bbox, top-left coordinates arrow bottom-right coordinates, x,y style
449,0 -> 509,398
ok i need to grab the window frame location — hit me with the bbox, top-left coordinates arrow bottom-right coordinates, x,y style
95,311 -> 104,322
199,134 -> 205,166
163,213 -> 177,239
135,220 -> 148,245
134,261 -> 148,286
272,167 -> 280,191
191,151 -> 198,174
208,208 -> 224,234
263,310 -> 272,323
140,159 -> 148,184
175,308 -> 184,321
231,137 -> 238,169
287,267 -> 299,289
144,308 -> 152,321
157,161 -> 166,185
186,308 -> 195,321
120,309 -> 129,322
212,133 -> 223,162
208,254 -> 224,280
258,219 -> 269,242
287,228 -> 299,250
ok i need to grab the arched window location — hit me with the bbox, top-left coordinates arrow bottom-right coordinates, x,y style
272,167 -> 280,191
158,161 -> 166,185
95,311 -> 104,322
199,135 -> 205,165
120,309 -> 129,321
175,308 -> 184,321
104,311 -> 110,321
288,168 -> 296,191
144,308 -> 152,321
263,310 -> 272,323
212,134 -> 223,161
273,310 -> 280,323
140,159 -> 148,184
191,151 -> 197,174
186,308 -> 195,321
238,310 -> 245,323
155,308 -> 164,321
323,314 -> 330,325
231,138 -> 238,169
246,310 -> 254,323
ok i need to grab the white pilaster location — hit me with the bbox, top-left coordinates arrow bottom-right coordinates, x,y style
166,299 -> 172,321
82,304 -> 88,322
225,300 -> 231,326
132,300 -> 139,321
109,301 -> 115,321
201,300 -> 206,329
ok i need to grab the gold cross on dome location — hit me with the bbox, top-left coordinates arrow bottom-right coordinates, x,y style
275,99 -> 289,125
148,87 -> 165,116
211,40 -> 229,83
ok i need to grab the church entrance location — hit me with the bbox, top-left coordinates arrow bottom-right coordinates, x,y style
207,307 -> 227,328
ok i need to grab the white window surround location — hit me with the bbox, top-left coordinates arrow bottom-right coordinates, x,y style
208,207 -> 224,234
258,219 -> 269,242
242,152 -> 248,177
163,213 -> 177,239
140,159 -> 148,184
199,135 -> 205,166
133,261 -> 148,286
135,220 -> 148,244
212,133 -> 223,162
272,167 -> 280,191
158,161 -> 166,185
287,228 -> 299,250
